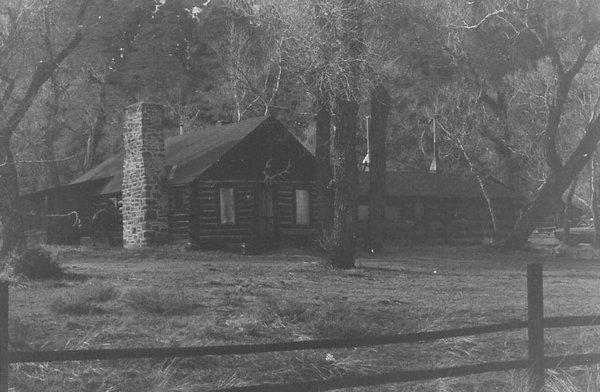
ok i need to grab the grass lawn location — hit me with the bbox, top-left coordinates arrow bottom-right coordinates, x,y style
6,241 -> 600,391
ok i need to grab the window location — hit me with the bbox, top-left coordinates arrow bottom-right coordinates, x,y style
219,188 -> 235,224
295,189 -> 310,225
358,205 -> 369,221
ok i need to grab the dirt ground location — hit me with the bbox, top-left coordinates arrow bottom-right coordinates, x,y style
7,241 -> 600,391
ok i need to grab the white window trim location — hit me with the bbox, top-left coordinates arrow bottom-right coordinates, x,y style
219,187 -> 236,224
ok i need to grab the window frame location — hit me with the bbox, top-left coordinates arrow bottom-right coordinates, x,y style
358,205 -> 369,222
219,187 -> 236,225
294,188 -> 311,226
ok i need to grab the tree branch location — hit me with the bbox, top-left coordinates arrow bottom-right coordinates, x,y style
5,0 -> 93,135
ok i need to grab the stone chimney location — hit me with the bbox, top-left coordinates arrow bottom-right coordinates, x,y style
122,102 -> 168,248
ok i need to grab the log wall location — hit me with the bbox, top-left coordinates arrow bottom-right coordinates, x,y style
357,196 -> 516,243
189,181 -> 256,245
274,183 -> 318,241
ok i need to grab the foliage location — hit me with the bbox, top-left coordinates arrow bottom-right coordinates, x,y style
4,0 -> 600,250
12,247 -> 63,279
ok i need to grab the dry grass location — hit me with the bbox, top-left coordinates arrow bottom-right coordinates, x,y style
121,286 -> 200,315
51,280 -> 118,315
7,242 -> 600,391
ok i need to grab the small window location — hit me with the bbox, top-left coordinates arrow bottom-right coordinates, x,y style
358,205 -> 369,221
295,189 -> 310,225
219,188 -> 235,224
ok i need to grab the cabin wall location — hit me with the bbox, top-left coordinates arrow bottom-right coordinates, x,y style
167,186 -> 192,239
357,196 -> 516,243
274,183 -> 318,242
189,180 -> 318,247
189,181 -> 256,246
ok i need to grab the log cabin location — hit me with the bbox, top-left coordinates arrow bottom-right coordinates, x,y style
356,172 -> 517,243
23,103 -> 317,249
22,102 -> 518,249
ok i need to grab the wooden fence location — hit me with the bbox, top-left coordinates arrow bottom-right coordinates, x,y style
2,263 -> 600,391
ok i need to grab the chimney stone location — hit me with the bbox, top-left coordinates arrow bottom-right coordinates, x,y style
122,102 -> 168,248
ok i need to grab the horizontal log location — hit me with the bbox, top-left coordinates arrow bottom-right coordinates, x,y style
279,228 -> 317,235
197,198 -> 217,203
196,220 -> 218,224
168,213 -> 189,218
546,352 -> 600,368
195,232 -> 253,237
210,359 -> 531,392
9,320 -> 527,364
545,315 -> 600,328
168,223 -> 190,229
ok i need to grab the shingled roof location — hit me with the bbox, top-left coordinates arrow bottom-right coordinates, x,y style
55,115 -> 514,201
358,171 -> 515,200
69,116 -> 270,195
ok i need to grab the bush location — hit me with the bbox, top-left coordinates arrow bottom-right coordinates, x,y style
121,287 -> 198,315
51,281 -> 118,315
13,248 -> 63,279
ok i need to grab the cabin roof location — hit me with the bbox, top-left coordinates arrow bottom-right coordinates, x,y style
69,116 -> 271,195
358,171 -> 515,199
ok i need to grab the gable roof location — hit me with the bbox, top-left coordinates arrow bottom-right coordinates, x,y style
69,116 -> 271,195
358,171 -> 515,200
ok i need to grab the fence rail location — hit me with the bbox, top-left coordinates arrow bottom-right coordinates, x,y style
1,263 -> 600,391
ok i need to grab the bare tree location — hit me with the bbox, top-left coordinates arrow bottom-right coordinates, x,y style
0,0 -> 93,254
212,17 -> 283,122
447,0 -> 600,248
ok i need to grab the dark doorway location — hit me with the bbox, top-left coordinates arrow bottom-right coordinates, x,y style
255,184 -> 279,249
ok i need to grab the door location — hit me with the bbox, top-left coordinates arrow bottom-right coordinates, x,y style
255,184 -> 278,249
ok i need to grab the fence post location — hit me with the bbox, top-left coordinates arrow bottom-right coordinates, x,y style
0,281 -> 8,392
527,263 -> 544,392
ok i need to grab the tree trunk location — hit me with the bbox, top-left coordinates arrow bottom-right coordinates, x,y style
562,177 -> 577,246
315,95 -> 333,248
328,97 -> 358,269
0,136 -> 25,255
84,91 -> 107,171
367,85 -> 390,253
503,115 -> 600,248
477,93 -> 522,199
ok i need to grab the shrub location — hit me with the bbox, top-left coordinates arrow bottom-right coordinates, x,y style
121,287 -> 197,315
13,247 -> 63,279
51,281 -> 118,315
